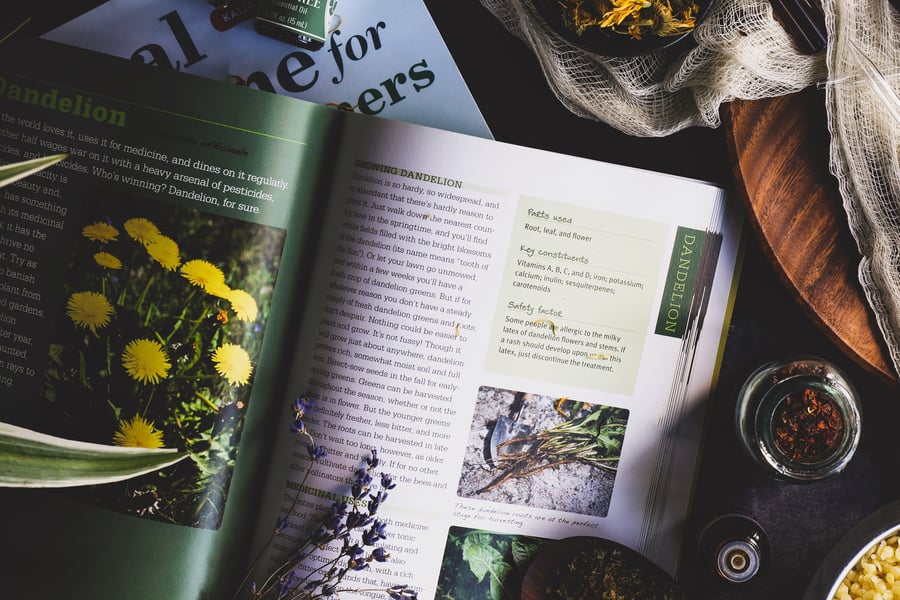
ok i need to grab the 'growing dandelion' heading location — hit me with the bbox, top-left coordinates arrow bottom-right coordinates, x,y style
0,75 -> 126,127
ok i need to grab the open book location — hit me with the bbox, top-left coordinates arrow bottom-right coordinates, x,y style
0,35 -> 741,599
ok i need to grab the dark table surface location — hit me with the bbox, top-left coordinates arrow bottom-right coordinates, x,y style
7,1 -> 900,598
423,5 -> 900,597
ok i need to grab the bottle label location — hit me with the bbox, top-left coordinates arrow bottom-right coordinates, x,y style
256,0 -> 336,43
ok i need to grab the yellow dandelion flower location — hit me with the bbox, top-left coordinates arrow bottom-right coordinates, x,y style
112,415 -> 165,449
146,235 -> 181,271
211,343 -> 253,386
82,222 -> 119,243
66,291 -> 113,333
122,338 -> 171,385
93,251 -> 122,270
124,217 -> 161,245
600,0 -> 647,28
226,289 -> 259,322
180,259 -> 225,292
205,280 -> 232,299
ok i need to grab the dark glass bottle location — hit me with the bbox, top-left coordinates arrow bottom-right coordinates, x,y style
698,513 -> 770,584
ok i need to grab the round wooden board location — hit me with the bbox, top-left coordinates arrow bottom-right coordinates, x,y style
723,88 -> 896,386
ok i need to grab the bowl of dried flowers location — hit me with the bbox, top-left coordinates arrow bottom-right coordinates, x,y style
529,0 -> 713,56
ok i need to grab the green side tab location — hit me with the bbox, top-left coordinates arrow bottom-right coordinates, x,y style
655,226 -> 706,338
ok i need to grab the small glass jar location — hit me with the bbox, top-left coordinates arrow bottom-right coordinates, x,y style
735,356 -> 862,481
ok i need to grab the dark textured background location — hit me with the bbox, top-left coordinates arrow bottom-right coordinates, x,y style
5,1 -> 900,597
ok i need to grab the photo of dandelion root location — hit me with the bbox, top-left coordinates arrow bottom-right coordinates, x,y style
37,190 -> 287,529
456,386 -> 628,517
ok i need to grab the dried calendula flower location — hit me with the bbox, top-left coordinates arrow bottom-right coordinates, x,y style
560,0 -> 700,39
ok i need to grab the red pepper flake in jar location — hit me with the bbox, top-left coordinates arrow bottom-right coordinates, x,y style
771,387 -> 844,462
768,360 -> 828,384
736,356 -> 861,480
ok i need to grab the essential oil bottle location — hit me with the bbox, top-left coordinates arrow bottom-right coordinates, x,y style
698,513 -> 770,584
254,0 -> 337,50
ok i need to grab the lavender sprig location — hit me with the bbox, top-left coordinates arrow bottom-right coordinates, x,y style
234,395 -> 418,600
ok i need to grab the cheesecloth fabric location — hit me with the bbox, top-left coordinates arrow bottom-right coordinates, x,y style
823,0 -> 900,379
481,0 -> 900,377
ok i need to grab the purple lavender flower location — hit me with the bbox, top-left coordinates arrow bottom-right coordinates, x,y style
310,525 -> 331,546
239,399 -> 416,600
351,468 -> 373,499
363,520 -> 388,546
345,510 -> 374,531
307,443 -> 328,460
345,543 -> 368,571
293,394 -> 313,417
277,572 -> 296,597
368,490 -> 389,515
387,584 -> 419,599
370,547 -> 390,563
290,395 -> 314,433
322,582 -> 339,596
367,448 -> 380,469
274,516 -> 289,533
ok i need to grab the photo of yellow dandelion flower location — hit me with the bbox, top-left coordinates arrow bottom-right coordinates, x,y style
113,415 -> 165,449
82,221 -> 119,242
38,191 -> 287,529
205,280 -> 232,299
180,258 -> 225,291
124,217 -> 160,245
93,251 -> 122,270
122,338 -> 171,384
212,343 -> 253,386
66,291 -> 113,333
145,234 -> 181,271
225,289 -> 259,322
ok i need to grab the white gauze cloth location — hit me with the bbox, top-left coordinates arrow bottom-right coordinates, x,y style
482,0 -> 900,377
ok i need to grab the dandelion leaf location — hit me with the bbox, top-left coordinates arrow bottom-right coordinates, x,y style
0,422 -> 188,487
0,154 -> 67,188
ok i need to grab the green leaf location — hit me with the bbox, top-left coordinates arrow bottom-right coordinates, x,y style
510,537 -> 544,567
462,533 -> 504,583
0,154 -> 67,188
0,422 -> 188,488
488,560 -> 513,600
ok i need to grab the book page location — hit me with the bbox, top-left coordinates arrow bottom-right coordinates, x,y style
254,113 -> 742,596
0,36 -> 344,599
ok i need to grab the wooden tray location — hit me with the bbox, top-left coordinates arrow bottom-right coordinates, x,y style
724,88 -> 896,386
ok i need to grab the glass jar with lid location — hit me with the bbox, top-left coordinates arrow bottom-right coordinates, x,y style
735,356 -> 862,481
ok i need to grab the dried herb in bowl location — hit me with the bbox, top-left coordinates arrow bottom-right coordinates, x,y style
521,536 -> 683,599
559,0 -> 700,40
530,0 -> 712,56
